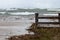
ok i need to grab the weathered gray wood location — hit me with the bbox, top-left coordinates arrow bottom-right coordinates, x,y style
35,13 -> 60,27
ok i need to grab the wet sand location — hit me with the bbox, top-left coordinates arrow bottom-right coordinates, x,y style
0,20 -> 34,40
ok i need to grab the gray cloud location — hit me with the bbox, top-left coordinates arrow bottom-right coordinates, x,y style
0,0 -> 60,8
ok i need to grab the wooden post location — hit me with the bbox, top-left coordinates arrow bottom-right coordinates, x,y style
58,13 -> 60,23
58,13 -> 60,27
35,13 -> 38,27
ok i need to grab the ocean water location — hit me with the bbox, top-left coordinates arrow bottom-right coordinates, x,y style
0,12 -> 35,40
0,12 -> 59,40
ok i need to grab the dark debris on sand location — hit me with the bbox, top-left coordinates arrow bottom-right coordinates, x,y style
8,23 -> 60,40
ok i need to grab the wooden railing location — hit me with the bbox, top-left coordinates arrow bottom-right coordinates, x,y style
35,13 -> 60,27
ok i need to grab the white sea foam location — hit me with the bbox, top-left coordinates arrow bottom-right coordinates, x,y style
10,12 -> 35,15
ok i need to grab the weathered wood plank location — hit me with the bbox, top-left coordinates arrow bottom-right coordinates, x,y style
38,22 -> 60,24
38,17 -> 60,19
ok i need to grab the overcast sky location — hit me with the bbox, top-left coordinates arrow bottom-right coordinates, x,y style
0,0 -> 60,9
